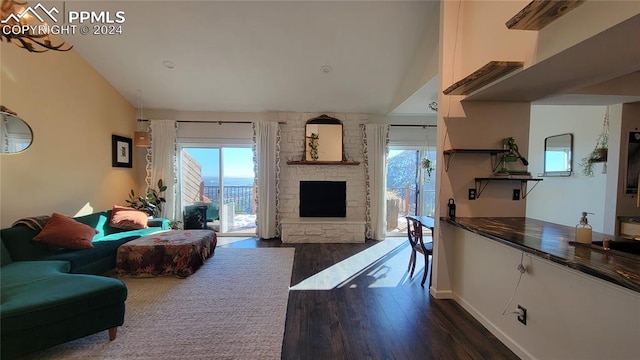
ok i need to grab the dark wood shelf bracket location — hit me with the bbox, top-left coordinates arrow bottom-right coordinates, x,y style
474,178 -> 543,199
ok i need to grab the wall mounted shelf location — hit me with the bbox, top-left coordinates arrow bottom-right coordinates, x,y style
506,0 -> 586,30
443,149 -> 510,172
286,160 -> 360,166
474,177 -> 543,199
443,61 -> 524,96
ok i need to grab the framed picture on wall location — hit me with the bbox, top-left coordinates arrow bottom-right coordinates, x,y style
625,131 -> 640,194
112,135 -> 132,168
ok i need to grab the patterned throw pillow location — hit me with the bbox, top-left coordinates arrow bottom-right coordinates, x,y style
33,213 -> 96,249
109,205 -> 149,230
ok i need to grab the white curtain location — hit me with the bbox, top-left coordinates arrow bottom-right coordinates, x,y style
253,122 -> 280,239
146,120 -> 178,220
363,124 -> 389,240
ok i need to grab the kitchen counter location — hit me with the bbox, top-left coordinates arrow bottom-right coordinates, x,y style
442,217 -> 640,293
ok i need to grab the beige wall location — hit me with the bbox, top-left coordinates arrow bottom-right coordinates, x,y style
434,0 -> 536,300
437,0 -> 536,219
0,43 -> 137,227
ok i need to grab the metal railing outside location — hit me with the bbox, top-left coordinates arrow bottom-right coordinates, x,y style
387,186 -> 435,217
203,185 -> 254,214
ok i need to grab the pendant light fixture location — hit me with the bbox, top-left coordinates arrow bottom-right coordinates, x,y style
133,90 -> 149,147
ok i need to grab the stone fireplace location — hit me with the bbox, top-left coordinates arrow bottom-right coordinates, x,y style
279,112 -> 367,243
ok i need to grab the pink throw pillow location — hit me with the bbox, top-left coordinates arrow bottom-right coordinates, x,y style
109,205 -> 149,230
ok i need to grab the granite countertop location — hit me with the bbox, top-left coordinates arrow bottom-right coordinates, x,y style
441,217 -> 640,293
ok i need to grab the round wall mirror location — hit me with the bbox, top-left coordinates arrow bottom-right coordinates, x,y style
1,106 -> 33,154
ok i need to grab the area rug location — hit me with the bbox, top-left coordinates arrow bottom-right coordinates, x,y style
24,248 -> 295,360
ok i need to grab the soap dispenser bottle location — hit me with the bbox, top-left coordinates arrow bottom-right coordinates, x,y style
575,212 -> 593,244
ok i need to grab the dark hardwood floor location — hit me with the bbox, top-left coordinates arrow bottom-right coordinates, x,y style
218,237 -> 519,360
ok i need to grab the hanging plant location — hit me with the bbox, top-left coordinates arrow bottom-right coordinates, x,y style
421,158 -> 434,178
580,106 -> 610,177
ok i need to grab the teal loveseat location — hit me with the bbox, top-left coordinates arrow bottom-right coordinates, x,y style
1,210 -> 169,274
0,210 -> 169,359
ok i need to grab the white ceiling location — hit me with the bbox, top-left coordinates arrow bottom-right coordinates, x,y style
60,1 -> 639,117
64,0 -> 439,115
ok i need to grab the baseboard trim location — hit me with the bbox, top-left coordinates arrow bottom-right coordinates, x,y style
429,288 -> 453,299
452,293 -> 536,360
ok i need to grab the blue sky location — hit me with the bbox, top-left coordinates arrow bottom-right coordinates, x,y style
184,147 -> 254,178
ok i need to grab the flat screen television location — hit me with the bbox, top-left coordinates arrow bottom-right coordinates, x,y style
299,181 -> 346,217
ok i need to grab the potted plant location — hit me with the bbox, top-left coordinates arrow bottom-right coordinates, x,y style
126,179 -> 167,217
580,107 -> 610,177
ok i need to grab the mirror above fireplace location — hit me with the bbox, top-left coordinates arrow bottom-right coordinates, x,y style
305,114 -> 344,162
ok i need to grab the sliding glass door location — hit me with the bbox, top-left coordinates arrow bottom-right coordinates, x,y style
179,146 -> 255,236
385,147 -> 436,236
221,147 -> 256,234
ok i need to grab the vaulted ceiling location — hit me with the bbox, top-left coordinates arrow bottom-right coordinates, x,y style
65,1 -> 441,116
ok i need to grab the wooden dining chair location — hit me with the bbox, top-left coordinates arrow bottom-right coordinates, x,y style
406,217 -> 434,288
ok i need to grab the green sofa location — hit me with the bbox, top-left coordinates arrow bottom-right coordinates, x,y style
1,210 -> 169,274
0,210 -> 169,359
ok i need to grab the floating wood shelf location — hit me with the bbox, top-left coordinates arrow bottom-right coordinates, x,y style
443,61 -> 524,96
286,160 -> 360,166
506,0 -> 586,30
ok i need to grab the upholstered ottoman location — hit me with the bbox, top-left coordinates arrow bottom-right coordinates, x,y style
116,230 -> 217,278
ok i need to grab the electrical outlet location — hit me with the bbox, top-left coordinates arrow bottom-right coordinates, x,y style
468,188 -> 476,200
517,305 -> 527,325
512,189 -> 520,201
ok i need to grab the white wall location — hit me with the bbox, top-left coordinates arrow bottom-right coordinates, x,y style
526,105 -> 613,232
527,105 -> 628,233
446,225 -> 639,360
